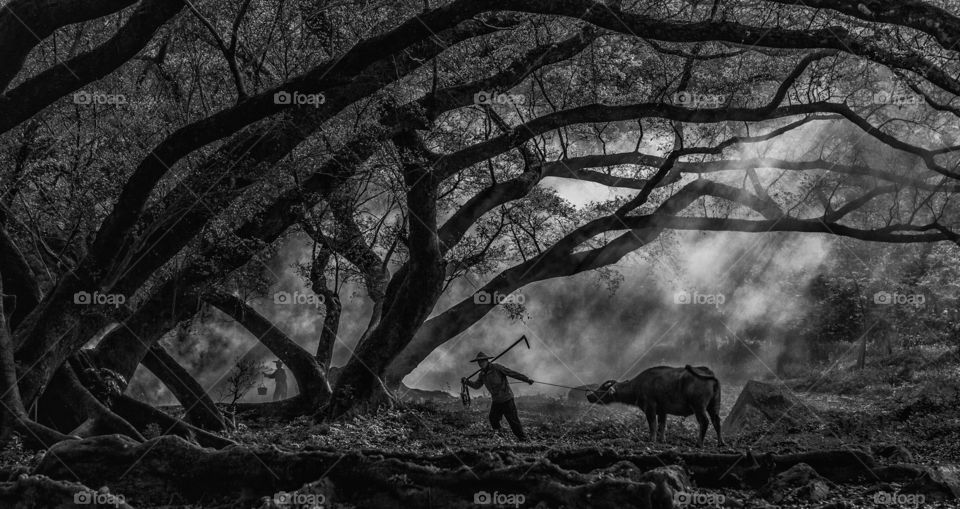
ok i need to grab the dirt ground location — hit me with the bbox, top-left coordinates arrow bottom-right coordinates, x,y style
2,350 -> 958,508
202,363 -> 952,507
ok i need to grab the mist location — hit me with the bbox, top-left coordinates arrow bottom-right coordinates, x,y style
128,120 -> 895,403
127,234 -> 374,405
403,229 -> 832,397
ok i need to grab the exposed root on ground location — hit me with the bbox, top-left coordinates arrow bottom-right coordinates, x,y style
25,434 -> 959,508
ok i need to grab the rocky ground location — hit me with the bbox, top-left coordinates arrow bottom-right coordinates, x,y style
1,349 -> 958,508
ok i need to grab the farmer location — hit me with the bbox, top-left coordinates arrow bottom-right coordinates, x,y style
461,351 -> 533,441
263,360 -> 287,401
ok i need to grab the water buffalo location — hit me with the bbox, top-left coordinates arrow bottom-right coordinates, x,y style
587,365 -> 724,447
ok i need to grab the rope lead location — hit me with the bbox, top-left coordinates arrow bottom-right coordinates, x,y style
506,380 -> 595,391
462,380 -> 593,408
532,380 -> 594,391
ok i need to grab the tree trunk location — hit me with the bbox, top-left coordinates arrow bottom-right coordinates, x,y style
325,137 -> 444,419
0,273 -> 26,443
0,274 -> 76,449
856,330 -> 867,370
316,290 -> 341,370
384,295 -> 499,387
37,363 -> 145,441
111,395 -> 235,449
92,283 -> 201,385
12,272 -> 108,407
204,292 -> 331,409
0,226 -> 41,330
141,344 -> 230,431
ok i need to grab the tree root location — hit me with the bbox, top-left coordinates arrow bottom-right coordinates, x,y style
34,359 -> 234,449
112,396 -> 235,449
29,437 -> 958,508
316,374 -> 398,422
0,279 -> 78,451
8,418 -> 79,450
45,364 -> 145,441
141,344 -> 231,432
33,435 -> 669,508
541,447 -> 946,489
0,474 -> 133,508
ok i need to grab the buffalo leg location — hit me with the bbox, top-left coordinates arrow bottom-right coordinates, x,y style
709,409 -> 724,446
656,410 -> 667,442
643,407 -> 657,442
710,383 -> 725,446
694,408 -> 709,447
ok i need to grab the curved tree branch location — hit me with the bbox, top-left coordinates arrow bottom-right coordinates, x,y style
0,0 -> 186,134
0,0 -> 139,91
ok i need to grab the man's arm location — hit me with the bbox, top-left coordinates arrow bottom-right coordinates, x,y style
264,371 -> 276,379
462,377 -> 483,390
494,364 -> 533,384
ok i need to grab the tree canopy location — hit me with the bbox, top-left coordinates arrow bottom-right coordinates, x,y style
2,0 -> 960,444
